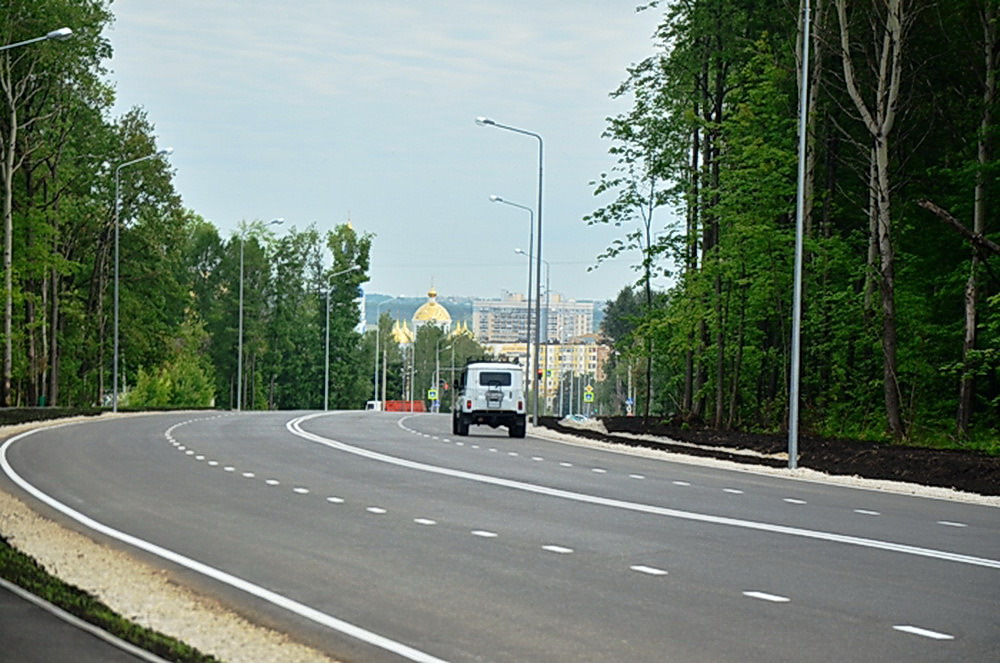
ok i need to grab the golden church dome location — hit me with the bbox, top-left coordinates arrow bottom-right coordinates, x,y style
412,288 -> 452,327
391,319 -> 414,344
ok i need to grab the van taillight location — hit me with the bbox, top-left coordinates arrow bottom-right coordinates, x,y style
518,400 -> 523,410
466,400 -> 472,409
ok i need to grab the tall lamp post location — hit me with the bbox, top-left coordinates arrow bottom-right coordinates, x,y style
324,265 -> 361,411
516,248 -> 550,414
477,116 -> 544,425
113,146 -> 173,412
490,194 -> 534,392
0,27 -> 72,51
2,27 -> 73,407
372,295 -> 402,406
237,218 -> 283,411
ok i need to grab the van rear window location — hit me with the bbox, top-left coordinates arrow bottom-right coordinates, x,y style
479,372 -> 512,387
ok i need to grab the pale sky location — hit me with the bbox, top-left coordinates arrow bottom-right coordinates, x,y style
108,1 -> 673,303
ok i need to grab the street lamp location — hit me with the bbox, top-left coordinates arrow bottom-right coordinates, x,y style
477,116 -> 544,425
0,27 -> 73,51
1,26 -> 74,406
237,217 -> 283,411
324,265 -> 361,411
112,146 -> 173,412
491,194 -> 534,386
516,248 -> 551,415
372,295 -> 403,407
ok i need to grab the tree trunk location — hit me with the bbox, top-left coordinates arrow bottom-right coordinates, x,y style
835,0 -> 906,437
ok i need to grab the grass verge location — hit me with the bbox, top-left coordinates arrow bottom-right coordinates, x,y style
0,534 -> 219,662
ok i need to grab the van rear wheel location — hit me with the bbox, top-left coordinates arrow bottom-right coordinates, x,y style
508,419 -> 526,438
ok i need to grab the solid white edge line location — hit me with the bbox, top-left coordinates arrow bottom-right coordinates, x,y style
298,413 -> 1000,570
0,424 -> 451,663
0,577 -> 172,663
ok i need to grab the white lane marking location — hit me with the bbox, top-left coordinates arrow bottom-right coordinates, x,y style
893,625 -> 955,640
672,481 -> 691,486
242,472 -> 255,478
629,474 -> 645,480
723,488 -> 744,494
508,452 -> 519,457
293,487 -> 310,495
532,456 -> 544,462
591,468 -> 607,474
265,479 -> 280,486
1,427 -> 450,663
471,445 -> 480,449
471,530 -> 498,538
326,497 -> 345,504
224,466 -> 235,472
185,450 -> 195,456
559,462 -> 573,467
937,521 -> 967,528
195,455 -> 205,461
291,413 -> 1000,570
366,507 -> 387,515
414,518 -> 437,526
177,446 -> 186,451
783,498 -> 807,505
743,591 -> 790,603
455,442 -> 464,446
630,565 -> 668,576
207,461 -> 219,467
854,509 -> 880,516
542,545 -> 574,554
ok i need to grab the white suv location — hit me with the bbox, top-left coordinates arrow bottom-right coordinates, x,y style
452,362 -> 527,438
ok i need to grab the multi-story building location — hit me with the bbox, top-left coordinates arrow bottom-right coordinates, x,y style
473,292 -> 594,343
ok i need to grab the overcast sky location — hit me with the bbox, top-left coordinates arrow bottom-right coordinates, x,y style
108,1 -> 672,303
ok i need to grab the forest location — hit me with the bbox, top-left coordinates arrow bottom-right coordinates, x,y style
591,0 -> 998,449
3,1 -> 998,450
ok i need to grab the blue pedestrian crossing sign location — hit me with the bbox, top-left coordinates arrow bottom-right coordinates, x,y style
428,388 -> 438,401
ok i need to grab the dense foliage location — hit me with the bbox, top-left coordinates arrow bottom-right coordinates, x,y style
594,0 -> 999,446
1,0 -> 377,410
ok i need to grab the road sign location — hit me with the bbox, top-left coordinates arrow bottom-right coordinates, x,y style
583,392 -> 594,403
427,388 -> 438,401
585,384 -> 594,393
625,397 -> 634,406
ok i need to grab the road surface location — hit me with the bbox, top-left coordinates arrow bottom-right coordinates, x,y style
2,411 -> 997,662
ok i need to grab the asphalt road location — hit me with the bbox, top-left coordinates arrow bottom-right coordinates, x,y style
2,411 -> 998,663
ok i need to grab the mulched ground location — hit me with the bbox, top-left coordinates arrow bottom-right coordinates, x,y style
538,416 -> 1000,497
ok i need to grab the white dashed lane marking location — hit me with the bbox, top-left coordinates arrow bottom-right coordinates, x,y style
629,474 -> 645,480
366,507 -> 387,515
326,496 -> 345,504
672,481 -> 691,487
542,545 -> 574,554
242,472 -> 255,478
265,479 -> 280,486
471,530 -> 498,538
783,498 -> 807,505
937,521 -> 968,528
414,518 -> 437,526
743,591 -> 790,603
723,488 -> 744,494
893,625 -> 954,640
630,565 -> 668,576
293,487 -> 310,495
854,509 -> 880,516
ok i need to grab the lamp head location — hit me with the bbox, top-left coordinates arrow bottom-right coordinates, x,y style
489,195 -> 503,203
269,217 -> 285,226
515,248 -> 526,256
157,146 -> 173,156
475,116 -> 495,126
46,27 -> 73,41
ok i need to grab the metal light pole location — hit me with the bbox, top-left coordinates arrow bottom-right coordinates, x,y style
113,147 -> 173,412
237,218 -> 283,411
373,295 -> 401,406
788,0 -> 812,469
324,265 -> 360,411
0,27 -> 72,51
516,248 -> 550,414
2,27 -> 73,407
477,117 -> 543,425
491,195 -> 534,386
